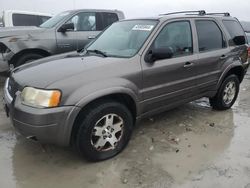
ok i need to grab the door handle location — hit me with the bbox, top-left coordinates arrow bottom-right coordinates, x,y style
220,54 -> 228,60
88,36 -> 96,39
184,62 -> 194,68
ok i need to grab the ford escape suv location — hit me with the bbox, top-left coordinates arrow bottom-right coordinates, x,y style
3,11 -> 249,161
0,9 -> 125,72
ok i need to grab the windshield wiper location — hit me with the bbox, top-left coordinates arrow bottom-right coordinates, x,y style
87,49 -> 108,57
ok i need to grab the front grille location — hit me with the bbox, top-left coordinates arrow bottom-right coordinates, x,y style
8,77 -> 19,98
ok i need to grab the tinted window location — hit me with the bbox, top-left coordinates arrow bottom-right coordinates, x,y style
102,12 -> 118,29
12,14 -> 39,26
153,21 -> 193,57
39,16 -> 51,24
66,12 -> 96,31
223,20 -> 246,44
196,20 -> 224,52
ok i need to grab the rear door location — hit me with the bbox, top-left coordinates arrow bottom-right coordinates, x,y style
141,20 -> 199,114
74,12 -> 101,50
194,19 -> 230,93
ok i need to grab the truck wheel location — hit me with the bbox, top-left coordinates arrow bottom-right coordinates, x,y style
209,74 -> 240,110
75,100 -> 134,161
15,53 -> 45,67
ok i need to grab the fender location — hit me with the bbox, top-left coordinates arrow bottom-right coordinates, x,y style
63,78 -> 142,115
216,61 -> 244,90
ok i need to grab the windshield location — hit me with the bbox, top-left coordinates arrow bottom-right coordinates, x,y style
87,20 -> 158,58
40,11 -> 70,28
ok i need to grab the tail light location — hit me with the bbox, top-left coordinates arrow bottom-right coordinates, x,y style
248,47 -> 250,58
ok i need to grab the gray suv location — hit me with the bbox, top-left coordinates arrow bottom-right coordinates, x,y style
3,11 -> 249,161
0,9 -> 125,72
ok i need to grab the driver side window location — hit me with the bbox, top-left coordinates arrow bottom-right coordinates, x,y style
154,21 -> 193,57
66,12 -> 96,31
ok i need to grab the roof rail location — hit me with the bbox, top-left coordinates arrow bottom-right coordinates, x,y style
160,10 -> 206,16
206,12 -> 230,17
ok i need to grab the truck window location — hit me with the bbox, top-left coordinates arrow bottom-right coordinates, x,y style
38,16 -> 51,25
102,12 -> 119,29
66,12 -> 97,31
12,13 -> 39,26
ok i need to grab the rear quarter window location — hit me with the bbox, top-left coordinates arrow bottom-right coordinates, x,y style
223,20 -> 246,45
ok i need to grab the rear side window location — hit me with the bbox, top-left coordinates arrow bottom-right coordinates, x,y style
195,20 -> 225,52
12,14 -> 39,26
102,12 -> 119,29
223,20 -> 246,44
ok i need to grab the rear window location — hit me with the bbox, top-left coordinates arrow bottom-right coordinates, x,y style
12,13 -> 40,26
223,20 -> 245,39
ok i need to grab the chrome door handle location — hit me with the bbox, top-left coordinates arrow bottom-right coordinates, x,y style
220,54 -> 228,60
184,62 -> 194,68
88,36 -> 96,39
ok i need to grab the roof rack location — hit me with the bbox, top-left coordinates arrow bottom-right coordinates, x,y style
159,10 -> 231,17
160,10 -> 206,16
206,12 -> 230,17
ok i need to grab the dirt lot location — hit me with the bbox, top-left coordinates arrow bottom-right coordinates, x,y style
0,72 -> 250,188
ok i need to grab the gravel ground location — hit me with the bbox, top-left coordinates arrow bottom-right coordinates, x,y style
0,71 -> 250,188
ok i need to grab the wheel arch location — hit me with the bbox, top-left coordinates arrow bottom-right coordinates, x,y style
217,65 -> 245,90
9,48 -> 51,65
69,92 -> 138,146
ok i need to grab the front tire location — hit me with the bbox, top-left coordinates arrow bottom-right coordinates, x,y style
15,53 -> 45,67
75,100 -> 134,161
210,74 -> 240,110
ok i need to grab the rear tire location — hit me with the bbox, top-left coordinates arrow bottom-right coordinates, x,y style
209,74 -> 240,110
75,100 -> 134,161
14,53 -> 45,67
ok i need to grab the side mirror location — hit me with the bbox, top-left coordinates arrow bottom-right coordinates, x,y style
145,47 -> 174,63
232,35 -> 246,45
58,23 -> 74,33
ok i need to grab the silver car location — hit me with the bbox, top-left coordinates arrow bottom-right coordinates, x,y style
0,9 -> 125,72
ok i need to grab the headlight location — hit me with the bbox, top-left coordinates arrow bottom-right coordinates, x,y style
21,87 -> 61,108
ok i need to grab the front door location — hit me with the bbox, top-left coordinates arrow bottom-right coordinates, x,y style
141,20 -> 199,114
56,12 -> 100,53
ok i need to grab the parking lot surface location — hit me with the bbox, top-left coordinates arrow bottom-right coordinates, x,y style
1,71 -> 250,188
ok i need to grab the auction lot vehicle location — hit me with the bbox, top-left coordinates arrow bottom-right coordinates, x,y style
0,9 -> 125,72
0,10 -> 52,27
3,10 -> 249,161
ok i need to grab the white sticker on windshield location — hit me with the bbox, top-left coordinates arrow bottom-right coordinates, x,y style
132,25 -> 154,31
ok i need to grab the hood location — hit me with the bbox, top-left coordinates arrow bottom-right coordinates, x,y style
11,52 -> 122,88
0,26 -> 46,39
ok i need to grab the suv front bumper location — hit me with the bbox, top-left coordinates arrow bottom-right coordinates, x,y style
3,79 -> 81,146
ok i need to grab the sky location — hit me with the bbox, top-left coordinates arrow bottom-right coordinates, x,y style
0,0 -> 249,21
